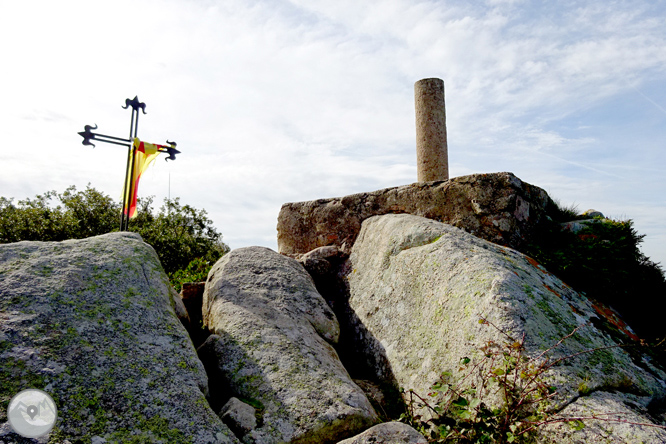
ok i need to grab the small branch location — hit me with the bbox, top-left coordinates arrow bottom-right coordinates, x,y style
542,342 -> 629,373
407,389 -> 440,416
479,316 -> 517,343
519,412 -> 666,436
530,324 -> 585,364
560,413 -> 666,429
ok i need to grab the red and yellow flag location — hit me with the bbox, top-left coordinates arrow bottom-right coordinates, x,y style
123,138 -> 160,218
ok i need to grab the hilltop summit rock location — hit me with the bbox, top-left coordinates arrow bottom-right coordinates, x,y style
3,172 -> 664,443
277,172 -> 553,257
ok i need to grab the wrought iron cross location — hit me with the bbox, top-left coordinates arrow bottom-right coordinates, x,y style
78,97 -> 181,231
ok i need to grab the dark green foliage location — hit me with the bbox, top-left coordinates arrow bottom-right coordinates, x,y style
0,186 -> 228,288
60,186 -> 120,239
547,198 -> 581,222
0,186 -> 118,243
169,258 -> 215,293
128,197 -> 229,278
526,202 -> 666,341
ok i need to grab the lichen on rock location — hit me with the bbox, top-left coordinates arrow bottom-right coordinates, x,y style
342,213 -> 666,436
277,172 -> 553,257
0,233 -> 238,443
200,246 -> 378,444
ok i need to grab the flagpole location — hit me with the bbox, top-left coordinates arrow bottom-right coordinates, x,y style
124,142 -> 138,231
123,108 -> 141,231
120,107 -> 136,231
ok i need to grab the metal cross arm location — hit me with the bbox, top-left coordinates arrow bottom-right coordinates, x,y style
78,124 -> 132,148
157,140 -> 181,161
77,125 -> 181,162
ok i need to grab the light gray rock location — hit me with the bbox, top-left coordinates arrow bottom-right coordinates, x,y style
537,391 -> 666,443
337,421 -> 427,444
582,209 -> 604,218
297,246 -> 348,280
300,245 -> 348,263
172,285 -> 190,324
277,172 -> 553,257
200,246 -> 379,444
352,380 -> 385,410
219,397 -> 257,437
343,214 -> 666,435
0,233 -> 239,444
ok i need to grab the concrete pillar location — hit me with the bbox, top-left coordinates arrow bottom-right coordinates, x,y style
415,78 -> 448,182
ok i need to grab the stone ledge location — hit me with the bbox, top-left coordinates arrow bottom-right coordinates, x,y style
277,172 -> 554,257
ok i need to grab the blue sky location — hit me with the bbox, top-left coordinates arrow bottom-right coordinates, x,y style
1,0 -> 665,266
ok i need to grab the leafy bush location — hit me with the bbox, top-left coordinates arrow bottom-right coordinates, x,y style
401,319 -> 561,443
0,186 -> 118,243
0,186 -> 228,287
547,198 -> 581,222
526,205 -> 666,341
128,196 -> 229,277
169,258 -> 216,293
400,319 -> 662,443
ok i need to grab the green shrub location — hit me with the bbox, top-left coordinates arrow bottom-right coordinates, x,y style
0,187 -> 117,243
127,196 -> 229,277
401,319 -> 560,443
526,204 -> 666,341
0,186 -> 228,288
170,257 -> 216,293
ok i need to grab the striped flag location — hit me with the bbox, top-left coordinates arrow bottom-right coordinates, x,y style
123,138 -> 160,218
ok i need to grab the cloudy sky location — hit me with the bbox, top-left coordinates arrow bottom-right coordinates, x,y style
1,0 -> 665,266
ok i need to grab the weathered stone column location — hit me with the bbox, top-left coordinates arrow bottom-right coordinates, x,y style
415,78 -> 448,182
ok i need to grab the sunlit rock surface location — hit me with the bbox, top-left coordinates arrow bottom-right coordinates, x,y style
342,214 -> 666,441
278,172 -> 552,257
0,233 -> 239,444
200,246 -> 378,444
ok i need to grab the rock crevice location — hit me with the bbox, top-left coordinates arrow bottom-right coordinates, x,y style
198,246 -> 379,444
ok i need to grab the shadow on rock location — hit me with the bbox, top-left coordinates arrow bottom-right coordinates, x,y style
198,246 -> 379,444
298,246 -> 406,421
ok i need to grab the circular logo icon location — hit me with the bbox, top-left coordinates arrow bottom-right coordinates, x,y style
7,389 -> 57,438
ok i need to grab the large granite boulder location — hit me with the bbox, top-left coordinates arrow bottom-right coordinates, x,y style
277,172 -> 553,257
200,246 -> 378,444
0,233 -> 239,444
342,214 -> 666,441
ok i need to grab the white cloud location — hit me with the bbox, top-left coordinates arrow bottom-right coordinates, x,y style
1,0 -> 665,266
